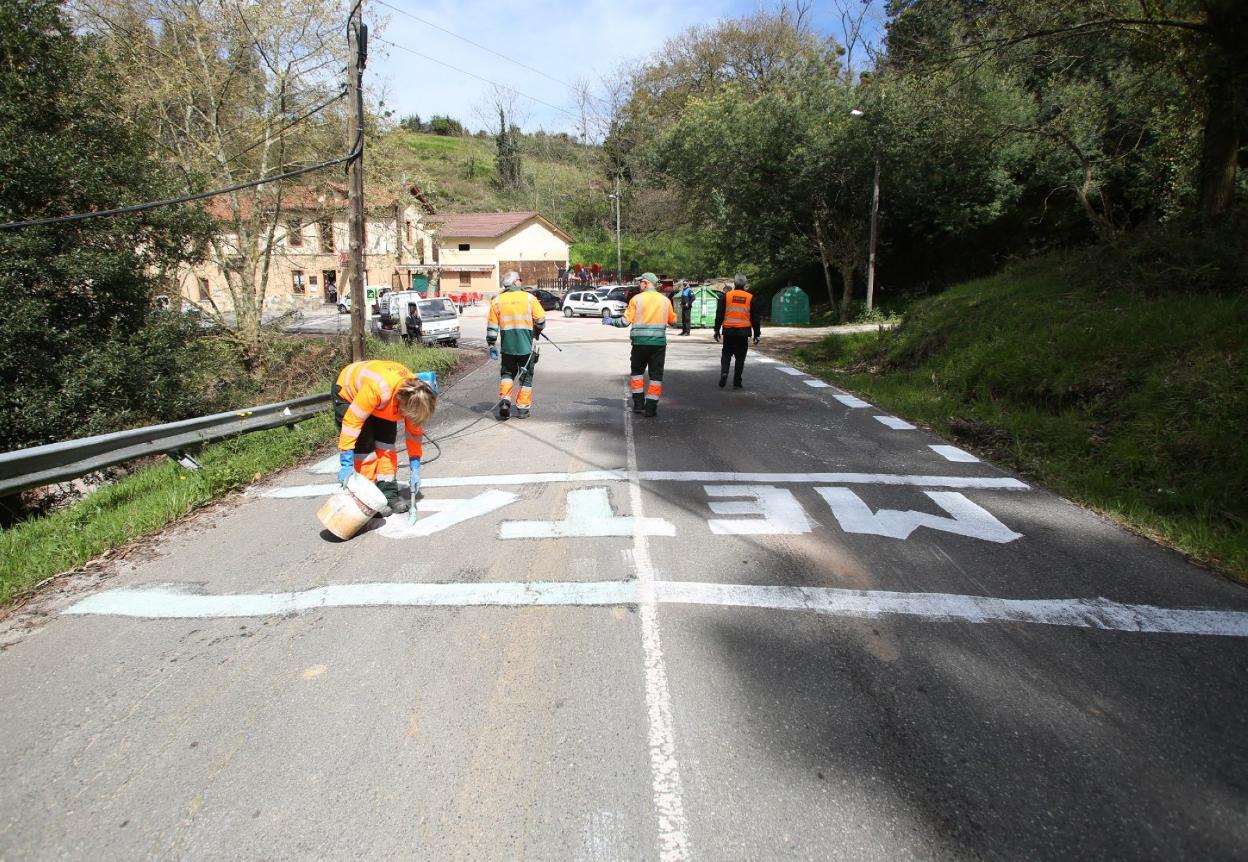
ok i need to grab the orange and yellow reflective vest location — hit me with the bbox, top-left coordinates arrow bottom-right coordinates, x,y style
334,360 -> 423,459
613,287 -> 676,345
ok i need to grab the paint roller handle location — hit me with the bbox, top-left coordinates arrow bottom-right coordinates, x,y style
407,459 -> 422,526
337,450 -> 354,484
539,330 -> 563,351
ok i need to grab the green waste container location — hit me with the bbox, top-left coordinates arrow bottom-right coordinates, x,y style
411,274 -> 430,295
771,286 -> 810,325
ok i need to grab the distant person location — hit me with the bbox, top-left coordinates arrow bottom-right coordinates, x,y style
679,282 -> 694,335
486,271 -> 546,419
403,302 -> 422,346
603,272 -> 676,417
714,274 -> 762,389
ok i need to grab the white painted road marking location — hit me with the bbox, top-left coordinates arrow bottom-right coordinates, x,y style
499,487 -> 676,539
379,491 -> 518,538
930,445 -> 980,463
803,379 -> 832,388
623,400 -> 691,860
874,415 -> 917,430
777,366 -> 806,375
64,582 -> 1248,638
262,472 -> 1029,496
816,488 -> 1022,543
833,394 -> 872,408
705,485 -> 814,536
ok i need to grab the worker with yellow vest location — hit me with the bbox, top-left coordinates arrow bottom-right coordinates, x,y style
603,272 -> 677,417
334,360 -> 438,515
486,271 -> 546,420
714,273 -> 762,389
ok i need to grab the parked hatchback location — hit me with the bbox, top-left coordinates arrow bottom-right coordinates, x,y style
563,290 -> 626,318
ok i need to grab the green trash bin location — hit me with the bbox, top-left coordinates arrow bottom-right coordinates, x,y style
771,286 -> 810,325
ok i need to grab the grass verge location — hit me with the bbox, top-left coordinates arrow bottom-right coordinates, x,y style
0,342 -> 460,607
793,257 -> 1247,583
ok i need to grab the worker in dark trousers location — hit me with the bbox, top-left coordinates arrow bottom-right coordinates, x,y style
679,282 -> 694,335
714,273 -> 762,388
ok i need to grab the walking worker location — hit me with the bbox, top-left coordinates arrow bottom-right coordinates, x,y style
714,273 -> 762,389
603,272 -> 676,417
679,281 -> 695,335
486,270 -> 546,420
334,360 -> 438,516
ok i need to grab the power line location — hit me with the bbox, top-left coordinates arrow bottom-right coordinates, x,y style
0,135 -> 362,231
371,35 -> 583,122
220,88 -> 347,168
376,0 -> 576,91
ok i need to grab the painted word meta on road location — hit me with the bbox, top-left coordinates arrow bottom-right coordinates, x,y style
366,485 -> 1021,544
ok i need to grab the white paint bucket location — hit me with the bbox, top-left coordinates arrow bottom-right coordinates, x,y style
317,472 -> 389,540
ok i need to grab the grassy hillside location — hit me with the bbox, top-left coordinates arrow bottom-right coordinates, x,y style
388,130 -> 601,223
793,256 -> 1248,582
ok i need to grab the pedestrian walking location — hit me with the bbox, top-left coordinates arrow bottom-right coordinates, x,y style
486,271 -> 546,420
603,272 -> 676,417
679,282 -> 694,335
714,274 -> 762,389
334,360 -> 437,515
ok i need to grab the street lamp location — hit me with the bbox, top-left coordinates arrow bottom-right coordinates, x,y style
607,174 -> 622,283
850,108 -> 880,313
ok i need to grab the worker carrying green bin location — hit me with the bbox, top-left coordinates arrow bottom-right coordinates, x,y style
771,286 -> 810,325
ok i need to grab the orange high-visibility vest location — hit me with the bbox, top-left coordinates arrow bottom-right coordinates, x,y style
723,289 -> 753,328
335,360 -> 423,458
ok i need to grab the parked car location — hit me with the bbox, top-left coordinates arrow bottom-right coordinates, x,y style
526,289 -> 562,311
563,289 -> 626,318
338,285 -> 391,315
374,291 -> 461,346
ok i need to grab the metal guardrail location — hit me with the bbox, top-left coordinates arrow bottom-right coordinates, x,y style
0,393 -> 331,497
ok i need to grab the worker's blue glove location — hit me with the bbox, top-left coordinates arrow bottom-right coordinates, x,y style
337,450 -> 354,483
600,315 -> 613,326
408,459 -> 422,497
488,346 -> 499,361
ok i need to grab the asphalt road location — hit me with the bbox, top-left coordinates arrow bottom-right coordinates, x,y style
2,306 -> 1247,860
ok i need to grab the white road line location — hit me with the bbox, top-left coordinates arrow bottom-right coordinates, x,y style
803,379 -> 832,388
930,445 -> 980,463
499,487 -> 675,539
259,472 -> 1030,496
64,582 -> 1248,638
874,415 -> 916,430
624,400 -> 691,861
777,366 -> 806,375
379,491 -> 519,538
832,393 -> 871,408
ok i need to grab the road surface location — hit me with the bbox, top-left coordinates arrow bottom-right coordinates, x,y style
2,307 -> 1246,859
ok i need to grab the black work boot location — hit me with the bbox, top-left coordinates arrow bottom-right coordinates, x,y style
632,394 -> 645,413
498,399 -> 510,420
718,374 -> 727,388
733,378 -> 743,389
376,480 -> 409,515
644,400 -> 657,418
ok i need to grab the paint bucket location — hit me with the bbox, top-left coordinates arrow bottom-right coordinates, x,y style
317,472 -> 388,540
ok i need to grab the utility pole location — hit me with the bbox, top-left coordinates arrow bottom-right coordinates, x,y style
346,2 -> 368,361
614,173 -> 622,283
866,156 -> 880,313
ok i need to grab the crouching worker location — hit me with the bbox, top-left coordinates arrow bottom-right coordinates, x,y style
333,360 -> 437,516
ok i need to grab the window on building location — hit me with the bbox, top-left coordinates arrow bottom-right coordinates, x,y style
197,277 -> 210,300
287,218 -> 303,248
459,272 -> 471,287
457,243 -> 470,251
292,270 -> 306,294
319,219 -> 334,253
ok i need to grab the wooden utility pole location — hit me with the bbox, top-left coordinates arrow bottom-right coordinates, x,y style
865,157 -> 880,313
346,2 -> 368,361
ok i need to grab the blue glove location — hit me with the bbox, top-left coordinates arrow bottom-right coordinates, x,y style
600,315 -> 613,326
337,450 -> 354,483
408,459 -> 422,497
488,346 -> 499,361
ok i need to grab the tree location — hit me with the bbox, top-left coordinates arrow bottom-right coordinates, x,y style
0,0 -> 212,451
82,0 -> 347,367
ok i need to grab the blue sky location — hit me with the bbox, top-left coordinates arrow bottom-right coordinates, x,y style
367,0 -> 886,138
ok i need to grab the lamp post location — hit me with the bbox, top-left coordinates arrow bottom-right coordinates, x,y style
850,108 -> 880,313
608,174 -> 622,283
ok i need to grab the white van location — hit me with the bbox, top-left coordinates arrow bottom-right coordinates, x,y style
375,291 -> 461,346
